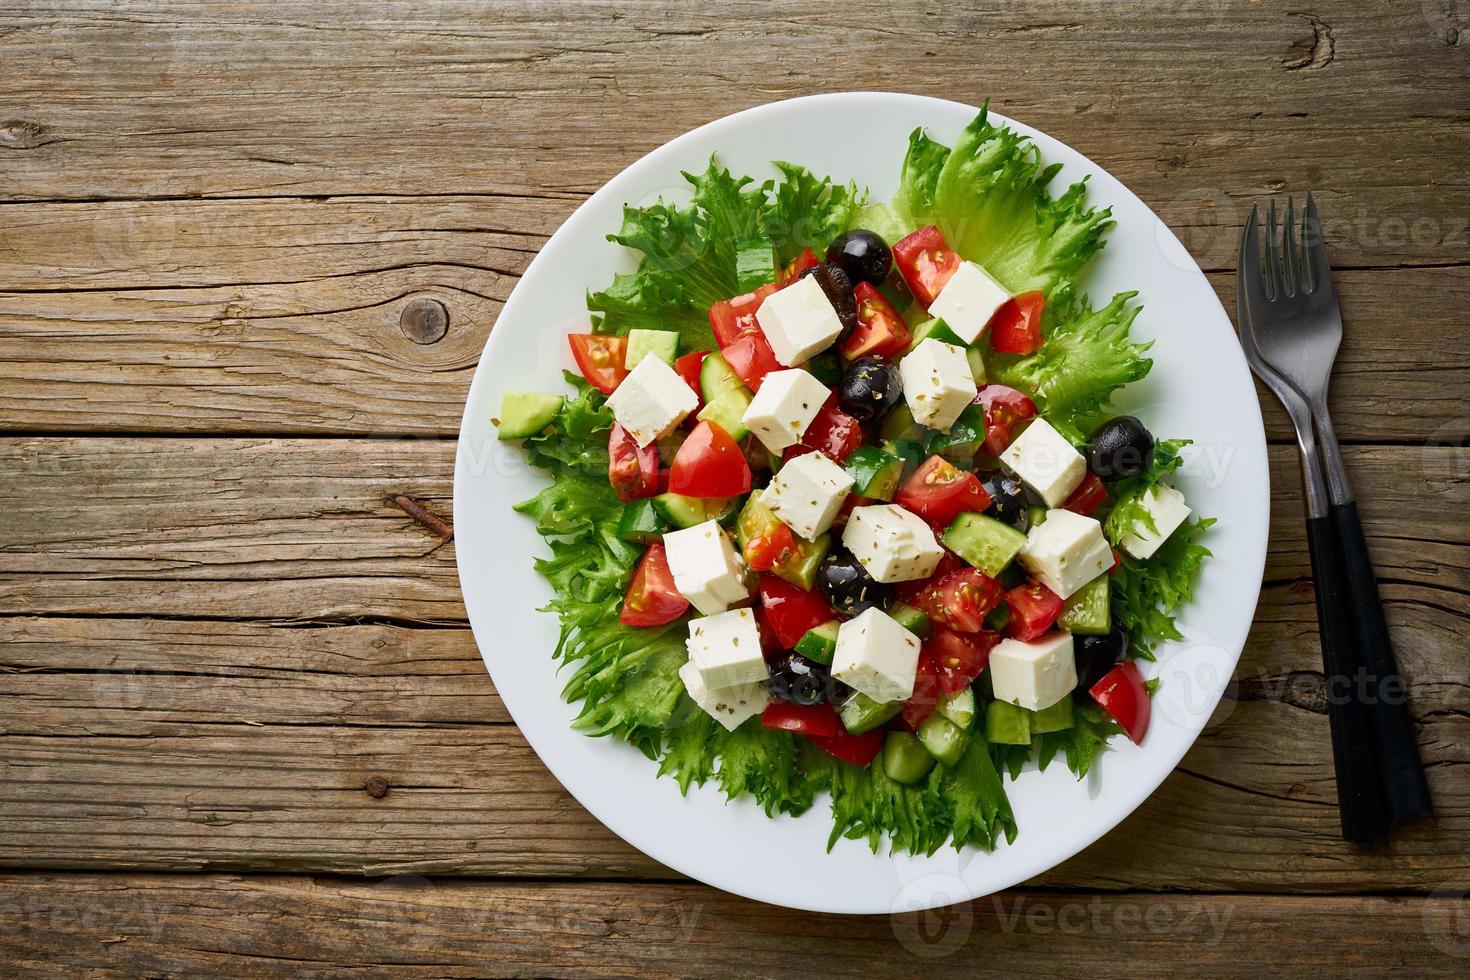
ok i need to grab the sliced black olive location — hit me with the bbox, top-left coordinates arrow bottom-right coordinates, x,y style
809,262 -> 858,339
1074,625 -> 1129,693
1088,416 -> 1155,480
836,357 -> 902,425
817,550 -> 891,616
766,653 -> 848,705
981,473 -> 1029,531
825,229 -> 893,286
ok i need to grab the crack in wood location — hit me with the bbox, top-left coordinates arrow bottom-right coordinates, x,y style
1284,13 -> 1336,71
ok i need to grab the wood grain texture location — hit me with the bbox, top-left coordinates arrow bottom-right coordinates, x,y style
2,874 -> 1467,977
0,1 -> 1465,272
2,195 -> 1467,440
0,442 -> 1464,887
3,437 -> 1465,621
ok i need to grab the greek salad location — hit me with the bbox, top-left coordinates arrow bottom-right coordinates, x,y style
496,108 -> 1213,853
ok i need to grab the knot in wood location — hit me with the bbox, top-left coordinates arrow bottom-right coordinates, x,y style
399,298 -> 449,345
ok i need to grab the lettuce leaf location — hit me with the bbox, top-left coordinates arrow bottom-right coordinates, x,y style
1110,517 -> 1216,659
988,290 -> 1154,443
891,107 -> 1114,298
586,160 -> 862,351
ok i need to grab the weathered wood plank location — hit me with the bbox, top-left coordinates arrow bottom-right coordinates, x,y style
0,439 -> 1464,887
0,597 -> 1465,888
1,191 -> 1466,441
0,2 -> 1465,271
4,438 -> 1464,622
1,875 -> 1466,977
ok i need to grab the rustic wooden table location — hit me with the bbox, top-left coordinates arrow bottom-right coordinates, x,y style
2,1 -> 1467,974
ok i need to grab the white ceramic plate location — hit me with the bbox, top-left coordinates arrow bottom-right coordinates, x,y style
454,93 -> 1269,914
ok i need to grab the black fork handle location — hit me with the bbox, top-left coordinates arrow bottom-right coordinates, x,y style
1306,515 -> 1389,843
1330,501 -> 1432,820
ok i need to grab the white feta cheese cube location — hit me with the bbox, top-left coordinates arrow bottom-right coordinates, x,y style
679,659 -> 770,731
759,451 -> 854,540
755,275 -> 845,366
831,607 -> 922,703
605,354 -> 698,447
1018,509 -> 1114,599
684,607 -> 766,690
741,368 -> 830,454
989,632 -> 1077,711
842,504 -> 945,584
1118,484 -> 1193,560
663,520 -> 750,615
899,338 -> 975,432
999,417 -> 1087,507
926,260 -> 1013,344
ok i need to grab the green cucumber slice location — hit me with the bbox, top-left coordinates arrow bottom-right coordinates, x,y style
697,390 -> 752,441
839,691 -> 903,735
496,391 -> 564,440
985,699 -> 1032,745
1058,574 -> 1111,635
917,713 -> 971,767
883,731 -> 936,784
653,493 -> 738,530
943,512 -> 1028,578
624,329 -> 679,368
904,317 -> 967,353
771,532 -> 831,591
794,620 -> 840,665
843,446 -> 904,500
886,602 -> 931,639
700,351 -> 751,405
1030,696 -> 1076,733
937,686 -> 977,730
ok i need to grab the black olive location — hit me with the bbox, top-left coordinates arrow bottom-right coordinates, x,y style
825,229 -> 893,286
817,550 -> 892,616
808,262 -> 858,340
1088,416 -> 1155,480
1073,625 -> 1129,693
766,653 -> 848,705
981,473 -> 1029,531
836,357 -> 902,425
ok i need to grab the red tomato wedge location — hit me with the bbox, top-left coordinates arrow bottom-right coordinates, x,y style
668,421 -> 751,498
783,397 -> 863,464
988,290 -> 1046,356
761,700 -> 840,739
893,225 -> 963,307
894,456 -> 992,527
839,282 -> 913,362
758,575 -> 833,650
744,522 -> 797,572
674,350 -> 710,406
608,422 -> 661,502
925,627 -> 999,694
721,330 -> 783,391
619,542 -> 689,627
1063,471 -> 1107,517
1091,661 -> 1151,744
974,385 -> 1039,456
776,247 -> 820,287
569,334 -> 628,395
912,568 -> 1005,633
808,726 -> 885,766
901,650 -> 941,729
709,283 -> 778,348
1006,581 -> 1064,641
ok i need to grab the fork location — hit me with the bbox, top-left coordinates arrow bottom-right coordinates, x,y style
1243,196 -> 1431,824
1237,205 -> 1387,843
